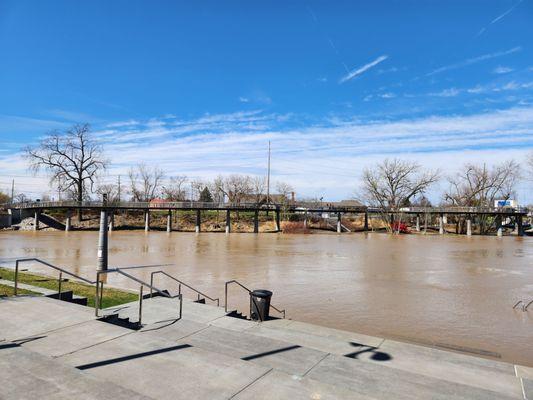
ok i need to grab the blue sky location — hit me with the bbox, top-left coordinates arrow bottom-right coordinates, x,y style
0,1 -> 532,201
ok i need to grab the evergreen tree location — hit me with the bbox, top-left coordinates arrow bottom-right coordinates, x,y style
199,186 -> 213,202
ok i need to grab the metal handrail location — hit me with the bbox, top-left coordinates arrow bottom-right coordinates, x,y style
14,258 -> 96,299
96,268 -> 182,326
150,271 -> 220,306
225,279 -> 286,319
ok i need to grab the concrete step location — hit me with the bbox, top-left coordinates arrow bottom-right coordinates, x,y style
58,331 -> 271,400
0,343 -> 150,400
174,324 -> 328,376
233,369 -> 376,400
0,296 -> 95,342
103,296 -> 227,325
21,319 -> 132,358
306,353 -> 519,400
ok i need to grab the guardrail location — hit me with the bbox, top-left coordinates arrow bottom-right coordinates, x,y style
14,258 -> 96,300
150,270 -> 220,306
225,279 -> 285,319
96,268 -> 182,325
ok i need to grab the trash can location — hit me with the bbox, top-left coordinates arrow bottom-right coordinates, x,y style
249,289 -> 273,321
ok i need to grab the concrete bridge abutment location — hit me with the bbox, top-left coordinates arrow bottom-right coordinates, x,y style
195,210 -> 201,233
144,211 -> 150,232
167,210 -> 172,232
225,210 -> 231,233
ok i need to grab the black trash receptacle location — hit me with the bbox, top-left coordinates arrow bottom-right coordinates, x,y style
249,289 -> 273,321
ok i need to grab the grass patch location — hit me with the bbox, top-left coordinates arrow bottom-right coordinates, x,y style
0,283 -> 39,297
0,267 -> 138,308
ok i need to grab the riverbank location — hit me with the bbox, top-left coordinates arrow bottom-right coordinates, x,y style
1,294 -> 531,399
1,231 -> 531,366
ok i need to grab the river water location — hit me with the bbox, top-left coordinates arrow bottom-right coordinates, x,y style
1,231 -> 532,366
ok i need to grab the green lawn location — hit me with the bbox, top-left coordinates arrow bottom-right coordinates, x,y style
0,283 -> 38,297
0,267 -> 139,308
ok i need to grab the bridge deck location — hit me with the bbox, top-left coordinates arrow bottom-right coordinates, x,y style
4,201 -> 529,215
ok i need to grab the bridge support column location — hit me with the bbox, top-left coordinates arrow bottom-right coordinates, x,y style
34,210 -> 40,231
144,211 -> 150,232
225,210 -> 231,233
495,215 -> 502,237
275,208 -> 281,232
337,213 -> 342,233
439,214 -> 444,235
364,212 -> 369,231
517,215 -> 524,237
65,213 -> 71,232
167,210 -> 172,232
195,210 -> 201,233
108,211 -> 114,232
97,208 -> 108,271
466,218 -> 472,236
303,211 -> 308,229
415,214 -> 420,232
254,210 -> 259,233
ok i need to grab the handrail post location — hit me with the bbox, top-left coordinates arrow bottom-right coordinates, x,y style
225,281 -> 229,312
138,286 -> 143,326
58,271 -> 63,300
14,260 -> 19,296
95,271 -> 100,317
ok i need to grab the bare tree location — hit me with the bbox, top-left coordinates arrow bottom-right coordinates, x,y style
275,181 -> 294,219
96,183 -> 120,204
444,160 -> 520,234
444,161 -> 520,207
361,158 -> 439,209
162,175 -> 188,201
251,176 -> 266,205
128,163 -> 165,202
24,124 -> 108,220
216,175 -> 252,205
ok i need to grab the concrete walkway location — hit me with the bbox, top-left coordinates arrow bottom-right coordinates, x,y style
0,295 -> 531,399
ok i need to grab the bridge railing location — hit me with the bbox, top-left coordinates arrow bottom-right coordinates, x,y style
4,200 -> 529,215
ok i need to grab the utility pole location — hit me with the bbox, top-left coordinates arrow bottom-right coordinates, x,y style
10,179 -> 14,203
117,175 -> 121,203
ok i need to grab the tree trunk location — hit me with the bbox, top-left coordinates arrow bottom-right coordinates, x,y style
77,180 -> 83,221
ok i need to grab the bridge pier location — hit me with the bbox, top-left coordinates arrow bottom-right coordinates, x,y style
253,210 -> 259,233
364,212 -> 369,231
275,208 -> 281,232
65,212 -> 71,232
337,213 -> 342,233
303,210 -> 308,229
439,213 -> 444,235
167,210 -> 172,232
466,218 -> 472,236
225,210 -> 231,233
108,211 -> 114,232
34,210 -> 40,231
495,215 -> 502,237
517,215 -> 524,237
195,210 -> 201,233
144,211 -> 150,232
415,214 -> 420,232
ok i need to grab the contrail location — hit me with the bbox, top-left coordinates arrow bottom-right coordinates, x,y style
339,55 -> 388,84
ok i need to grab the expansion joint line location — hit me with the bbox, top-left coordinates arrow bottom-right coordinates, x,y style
228,368 -> 273,399
302,352 -> 331,377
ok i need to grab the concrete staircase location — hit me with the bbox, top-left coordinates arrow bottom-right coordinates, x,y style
1,295 -> 531,399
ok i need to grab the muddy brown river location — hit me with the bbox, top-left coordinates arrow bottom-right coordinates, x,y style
1,231 -> 532,366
